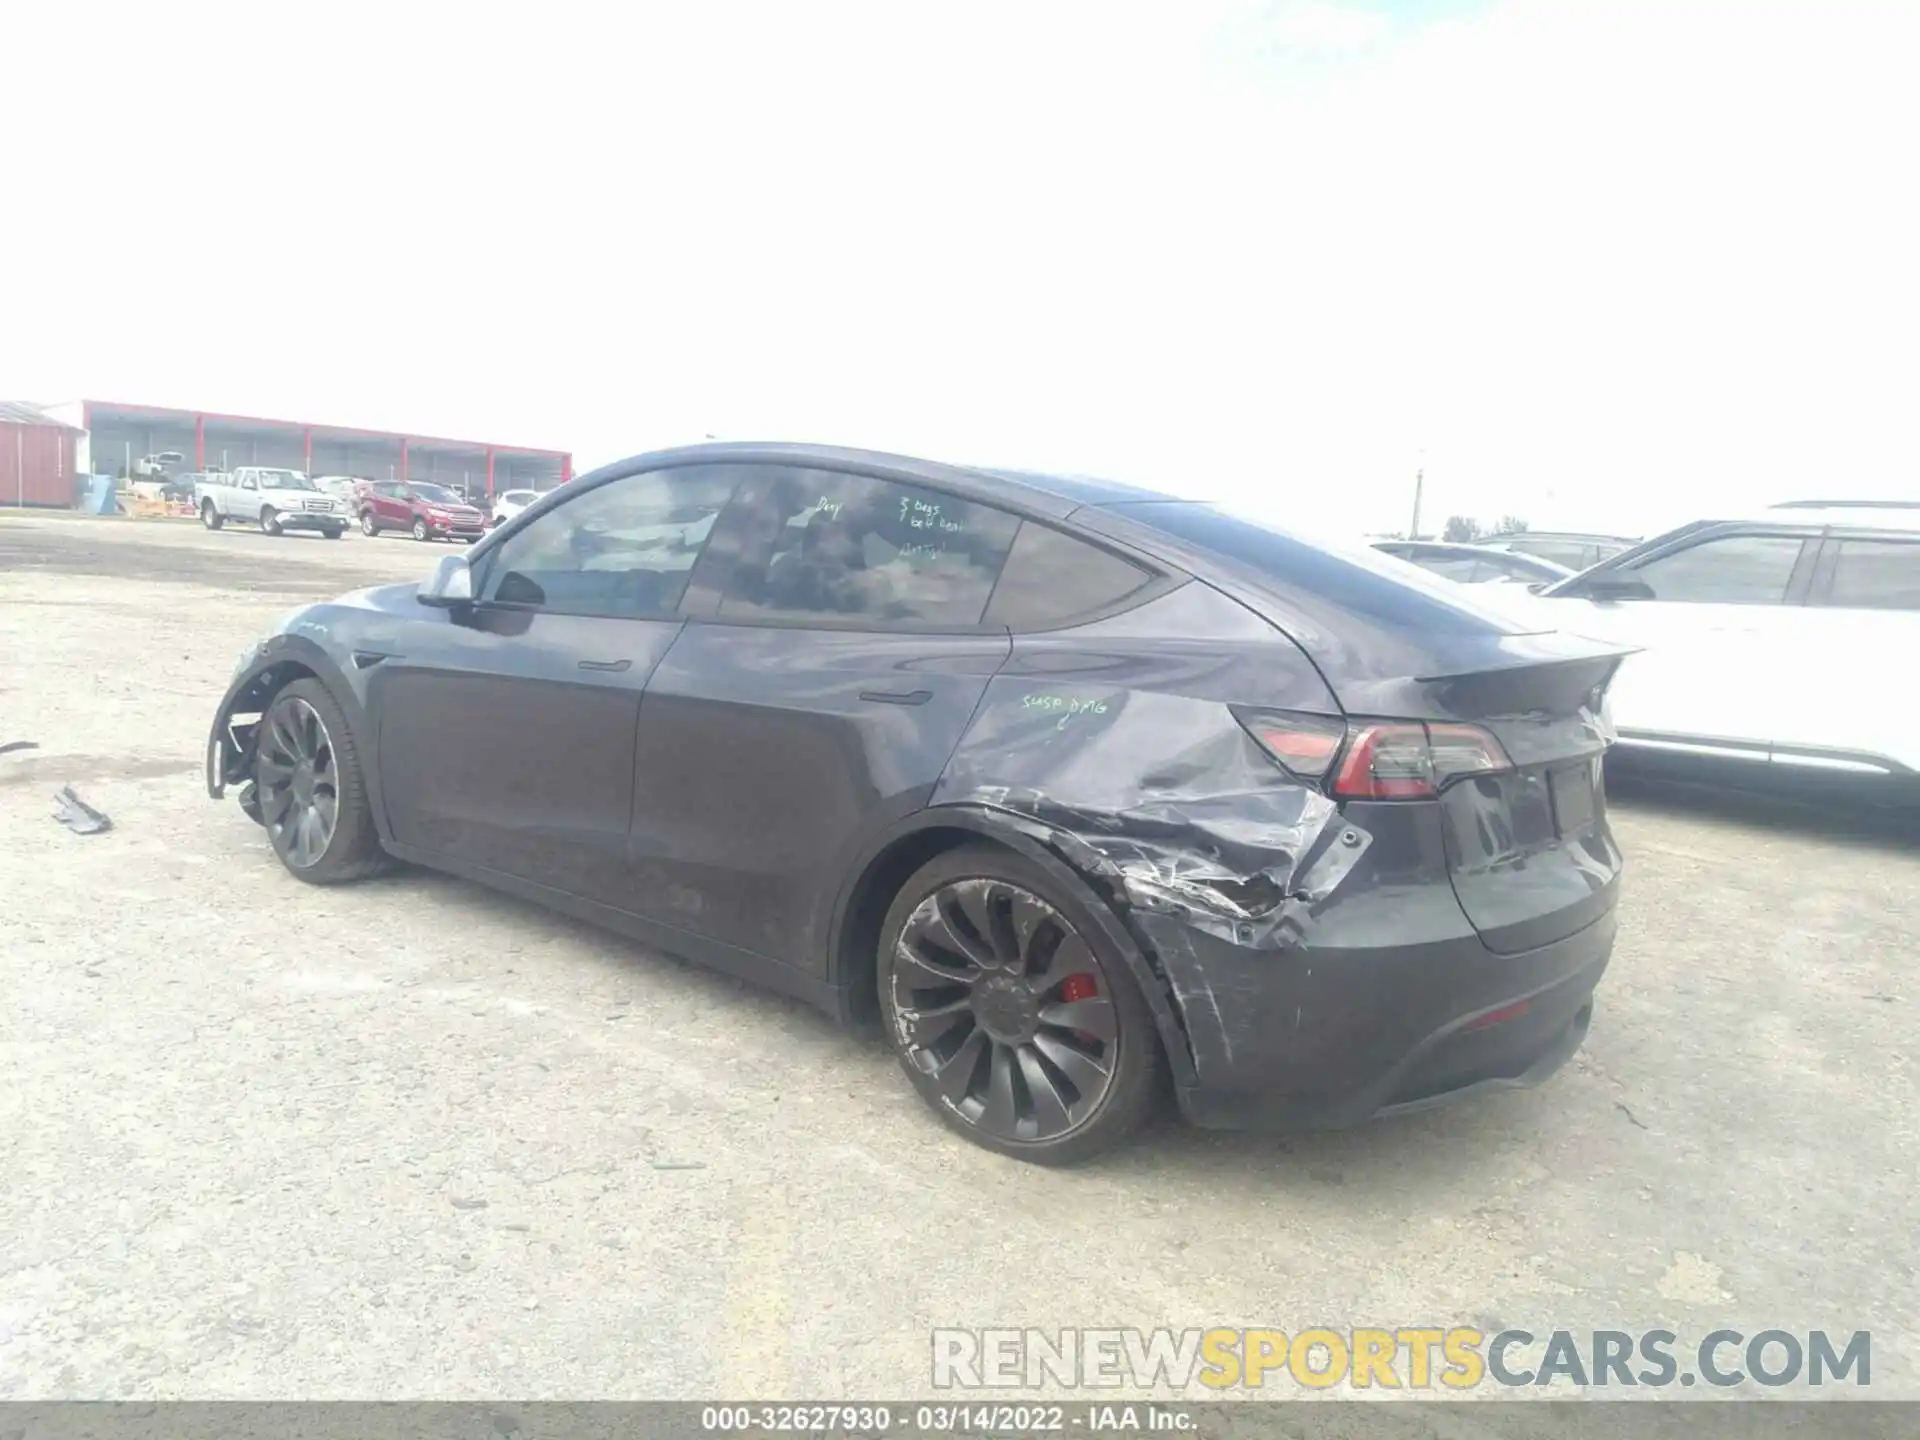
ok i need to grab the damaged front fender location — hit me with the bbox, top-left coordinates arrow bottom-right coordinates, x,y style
205,635 -> 363,805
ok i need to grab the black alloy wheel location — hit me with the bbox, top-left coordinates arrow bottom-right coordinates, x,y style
255,695 -> 338,869
251,680 -> 388,884
879,846 -> 1161,1162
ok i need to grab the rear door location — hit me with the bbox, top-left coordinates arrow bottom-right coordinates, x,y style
1548,526 -> 1818,754
371,463 -> 743,906
622,463 -> 1018,970
1794,528 -> 1920,771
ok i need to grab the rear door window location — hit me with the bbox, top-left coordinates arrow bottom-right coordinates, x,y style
1822,537 -> 1920,611
983,521 -> 1158,629
481,464 -> 741,618
716,470 -> 1020,628
1624,534 -> 1807,603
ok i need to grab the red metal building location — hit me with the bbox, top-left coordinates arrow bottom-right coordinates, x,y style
43,399 -> 570,501
0,402 -> 83,508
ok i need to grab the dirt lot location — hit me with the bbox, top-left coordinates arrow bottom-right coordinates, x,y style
2,513 -> 1916,1401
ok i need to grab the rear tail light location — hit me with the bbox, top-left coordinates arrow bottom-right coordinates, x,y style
1233,711 -> 1346,781
1236,710 -> 1511,799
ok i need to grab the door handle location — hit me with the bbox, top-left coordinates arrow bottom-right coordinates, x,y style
860,688 -> 932,706
578,658 -> 633,673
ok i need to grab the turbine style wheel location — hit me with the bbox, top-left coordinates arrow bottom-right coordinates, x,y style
879,845 -> 1161,1162
252,679 -> 388,884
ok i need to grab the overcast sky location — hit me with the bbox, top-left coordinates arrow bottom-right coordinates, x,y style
4,0 -> 1916,537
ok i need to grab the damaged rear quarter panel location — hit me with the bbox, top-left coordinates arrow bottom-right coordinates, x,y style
929,581 -> 1378,1074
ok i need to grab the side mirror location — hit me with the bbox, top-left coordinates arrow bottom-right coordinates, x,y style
1572,573 -> 1655,603
419,554 -> 474,609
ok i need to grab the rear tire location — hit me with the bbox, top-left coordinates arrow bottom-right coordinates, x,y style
411,517 -> 430,542
253,678 -> 389,885
323,527 -> 344,540
201,501 -> 224,531
259,507 -> 281,536
877,844 -> 1163,1164
360,510 -> 380,536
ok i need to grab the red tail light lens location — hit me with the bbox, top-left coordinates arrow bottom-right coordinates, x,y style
1331,721 -> 1511,799
1331,723 -> 1434,798
1238,711 -> 1512,798
1233,710 -> 1346,780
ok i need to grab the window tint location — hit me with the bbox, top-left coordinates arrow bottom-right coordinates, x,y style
718,469 -> 1020,627
1406,552 -> 1483,583
1115,501 -> 1518,635
482,465 -> 740,618
1825,538 -> 1920,611
984,522 -> 1157,628
1626,534 -> 1805,604
1511,539 -> 1596,570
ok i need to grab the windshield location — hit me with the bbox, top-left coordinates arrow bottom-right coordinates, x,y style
411,484 -> 461,504
256,470 -> 315,491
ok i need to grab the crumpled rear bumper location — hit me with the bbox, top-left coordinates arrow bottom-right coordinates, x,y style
1153,900 -> 1616,1131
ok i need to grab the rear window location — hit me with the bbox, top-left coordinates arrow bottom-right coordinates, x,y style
984,522 -> 1158,629
1823,536 -> 1920,611
1109,502 -> 1526,636
1508,538 -> 1598,570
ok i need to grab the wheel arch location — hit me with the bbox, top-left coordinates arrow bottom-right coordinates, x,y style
824,805 -> 1197,1089
207,636 -> 393,840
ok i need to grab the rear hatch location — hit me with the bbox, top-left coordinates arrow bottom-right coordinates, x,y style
1077,502 -> 1629,954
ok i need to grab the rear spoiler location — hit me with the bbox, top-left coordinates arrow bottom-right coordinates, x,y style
1411,645 -> 1637,721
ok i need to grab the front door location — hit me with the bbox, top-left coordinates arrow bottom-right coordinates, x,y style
1550,528 -> 1816,753
371,462 -> 746,906
624,464 -> 1020,970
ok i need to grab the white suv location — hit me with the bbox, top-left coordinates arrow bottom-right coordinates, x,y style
1530,505 -> 1919,786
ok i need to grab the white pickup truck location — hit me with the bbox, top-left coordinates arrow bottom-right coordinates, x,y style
196,467 -> 349,539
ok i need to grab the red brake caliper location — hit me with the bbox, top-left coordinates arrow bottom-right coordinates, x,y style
1058,973 -> 1099,1045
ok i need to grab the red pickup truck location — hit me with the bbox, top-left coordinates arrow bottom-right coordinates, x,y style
354,481 -> 488,543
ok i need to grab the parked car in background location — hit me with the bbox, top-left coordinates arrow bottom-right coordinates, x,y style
197,467 -> 347,538
1479,530 -> 1637,572
491,487 -> 546,527
209,442 -> 1629,1163
132,451 -> 187,479
1373,540 -> 1575,589
1533,505 -> 1919,790
354,480 -> 488,542
312,475 -> 365,505
162,471 -> 218,503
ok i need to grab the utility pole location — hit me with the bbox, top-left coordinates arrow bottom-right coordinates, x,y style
1408,466 -> 1425,540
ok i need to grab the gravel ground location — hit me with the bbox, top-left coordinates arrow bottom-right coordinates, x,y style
1,513 -> 1915,1402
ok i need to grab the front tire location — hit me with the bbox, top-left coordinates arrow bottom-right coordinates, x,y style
360,510 -> 380,536
259,507 -> 281,536
201,501 -> 224,531
253,678 -> 388,884
877,844 -> 1163,1164
411,517 -> 430,541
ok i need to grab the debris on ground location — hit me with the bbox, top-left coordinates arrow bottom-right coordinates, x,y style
0,740 -> 39,756
52,785 -> 112,835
